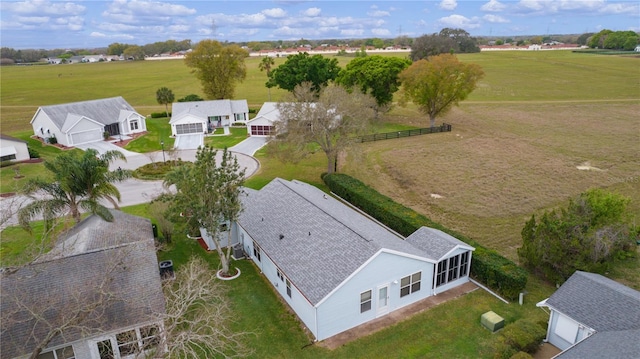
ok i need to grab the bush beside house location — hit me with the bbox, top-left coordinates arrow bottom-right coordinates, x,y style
322,173 -> 527,300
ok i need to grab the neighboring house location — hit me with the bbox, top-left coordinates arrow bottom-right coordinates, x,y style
0,210 -> 166,359
169,99 -> 249,137
0,134 -> 30,162
537,271 -> 640,358
213,178 -> 475,341
247,102 -> 279,137
30,96 -> 147,147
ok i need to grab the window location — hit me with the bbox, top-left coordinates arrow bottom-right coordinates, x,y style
234,113 -> 245,121
130,120 -> 138,131
436,261 -> 447,287
38,346 -> 75,359
253,241 -> 261,261
448,255 -> 460,282
360,290 -> 372,313
459,251 -> 469,277
117,330 -> 139,356
1,154 -> 16,162
400,272 -> 421,297
277,269 -> 284,282
140,325 -> 160,350
97,340 -> 114,359
286,279 -> 292,298
435,251 -> 470,288
97,326 -> 161,359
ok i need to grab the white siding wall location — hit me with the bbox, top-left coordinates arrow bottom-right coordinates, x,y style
239,226 -> 317,337
31,112 -> 67,146
315,251 -> 434,340
546,311 -> 594,350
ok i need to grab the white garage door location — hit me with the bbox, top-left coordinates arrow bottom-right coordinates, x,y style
70,129 -> 103,145
175,123 -> 204,135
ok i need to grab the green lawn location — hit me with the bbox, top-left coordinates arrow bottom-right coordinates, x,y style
147,220 -> 552,359
1,50 -> 638,357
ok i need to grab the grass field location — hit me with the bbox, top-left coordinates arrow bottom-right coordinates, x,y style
1,50 -> 639,357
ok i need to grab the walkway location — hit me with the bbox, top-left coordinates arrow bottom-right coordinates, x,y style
229,136 -> 268,156
317,281 -> 479,350
173,134 -> 204,150
75,140 -> 139,157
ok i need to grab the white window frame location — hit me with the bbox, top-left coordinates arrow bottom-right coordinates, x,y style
38,345 -> 75,359
360,290 -> 372,313
400,272 -> 421,297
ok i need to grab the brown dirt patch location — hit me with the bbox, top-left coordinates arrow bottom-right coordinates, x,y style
346,102 -> 640,260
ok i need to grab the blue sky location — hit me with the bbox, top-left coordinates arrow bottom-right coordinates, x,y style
1,0 -> 639,49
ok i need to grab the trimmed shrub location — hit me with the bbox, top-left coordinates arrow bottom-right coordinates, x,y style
323,173 -> 527,300
27,146 -> 39,159
497,319 -> 546,358
150,111 -> 170,118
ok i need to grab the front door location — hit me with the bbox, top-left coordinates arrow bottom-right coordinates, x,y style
376,284 -> 390,317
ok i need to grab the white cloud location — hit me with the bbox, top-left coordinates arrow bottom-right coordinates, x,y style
302,7 -> 321,17
513,0 -> 637,15
483,14 -> 510,23
1,0 -> 85,16
168,24 -> 190,33
368,10 -> 390,17
107,0 -> 196,16
90,31 -> 106,38
439,0 -> 458,11
371,28 -> 391,36
599,2 -> 640,14
262,8 -> 287,18
341,29 -> 364,36
438,14 -> 481,29
16,16 -> 49,24
481,0 -> 506,12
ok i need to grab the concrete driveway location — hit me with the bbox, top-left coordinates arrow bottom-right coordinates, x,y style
174,134 -> 204,150
229,136 -> 268,156
76,141 -> 139,157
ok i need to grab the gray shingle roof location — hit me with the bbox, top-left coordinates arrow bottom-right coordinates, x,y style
0,211 -> 165,358
0,134 -> 27,143
238,178 -> 453,305
546,271 -> 640,332
37,96 -> 137,130
42,209 -> 155,259
405,227 -> 474,261
170,99 -> 248,124
554,329 -> 640,359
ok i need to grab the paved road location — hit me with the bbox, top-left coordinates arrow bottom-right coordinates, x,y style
1,147 -> 260,230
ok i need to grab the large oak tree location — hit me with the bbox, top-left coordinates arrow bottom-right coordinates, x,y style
268,52 -> 340,97
336,55 -> 411,110
184,40 -> 248,99
399,54 -> 484,127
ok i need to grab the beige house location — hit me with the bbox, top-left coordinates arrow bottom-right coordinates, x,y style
0,134 -> 30,162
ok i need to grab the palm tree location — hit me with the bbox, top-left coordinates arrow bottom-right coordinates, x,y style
156,87 -> 175,117
18,149 -> 132,230
258,56 -> 275,101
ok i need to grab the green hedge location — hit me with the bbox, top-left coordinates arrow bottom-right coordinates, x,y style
323,173 -> 527,300
491,319 -> 546,359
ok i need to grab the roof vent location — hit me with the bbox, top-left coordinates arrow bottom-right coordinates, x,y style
279,234 -> 284,240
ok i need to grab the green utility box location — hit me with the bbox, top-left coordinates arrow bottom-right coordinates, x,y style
481,311 -> 505,332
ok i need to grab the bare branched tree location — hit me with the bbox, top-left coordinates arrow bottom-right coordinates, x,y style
1,244 -> 162,359
271,82 -> 377,173
159,256 -> 253,358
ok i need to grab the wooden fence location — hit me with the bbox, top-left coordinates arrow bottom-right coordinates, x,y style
356,123 -> 452,143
